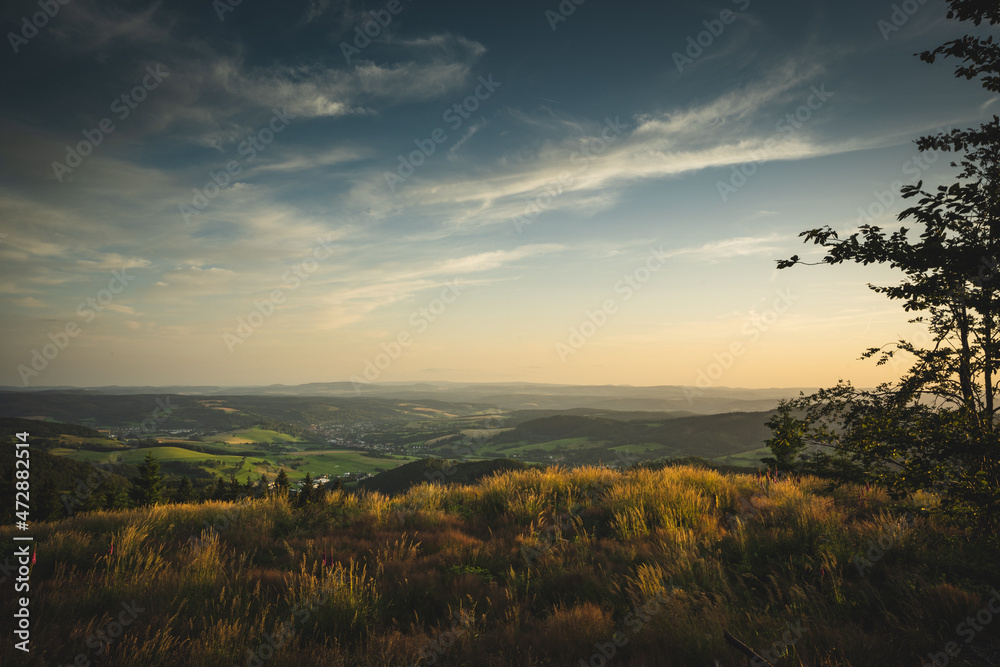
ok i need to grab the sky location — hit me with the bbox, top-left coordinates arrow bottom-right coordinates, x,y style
0,0 -> 997,390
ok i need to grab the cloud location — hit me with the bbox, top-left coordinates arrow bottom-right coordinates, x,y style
157,52 -> 485,149
307,243 -> 564,330
448,120 -> 485,158
152,266 -> 238,300
434,244 -> 563,274
12,297 -> 46,308
73,255 -> 152,272
389,34 -> 488,59
231,59 -> 481,119
10,1 -> 487,153
244,146 -> 369,175
661,234 -> 786,262
340,60 -> 875,231
104,304 -> 138,315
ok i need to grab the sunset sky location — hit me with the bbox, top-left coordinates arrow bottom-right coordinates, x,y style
1,0 -> 996,389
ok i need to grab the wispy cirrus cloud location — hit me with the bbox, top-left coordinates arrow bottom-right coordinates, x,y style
339,59 -> 866,231
660,233 -> 786,262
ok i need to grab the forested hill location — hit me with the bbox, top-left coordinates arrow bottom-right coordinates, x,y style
491,412 -> 775,458
0,417 -> 103,439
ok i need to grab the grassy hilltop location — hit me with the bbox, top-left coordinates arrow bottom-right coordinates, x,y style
3,464 -> 999,666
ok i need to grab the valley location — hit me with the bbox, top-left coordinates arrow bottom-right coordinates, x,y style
0,386 -> 784,492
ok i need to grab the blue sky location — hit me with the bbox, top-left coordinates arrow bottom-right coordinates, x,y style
0,0 -> 996,388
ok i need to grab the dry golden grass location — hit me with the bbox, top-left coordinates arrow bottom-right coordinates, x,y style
2,465 -> 998,666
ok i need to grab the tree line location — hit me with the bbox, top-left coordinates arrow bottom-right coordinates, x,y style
28,452 -> 346,521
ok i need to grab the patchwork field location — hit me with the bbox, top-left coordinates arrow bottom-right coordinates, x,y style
609,443 -> 672,455
716,446 -> 772,467
55,444 -> 416,482
493,437 -> 608,454
215,427 -> 304,444
273,451 -> 418,478
64,446 -> 209,464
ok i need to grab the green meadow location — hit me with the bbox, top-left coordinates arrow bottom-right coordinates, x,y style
214,428 -> 305,444
57,445 -> 415,482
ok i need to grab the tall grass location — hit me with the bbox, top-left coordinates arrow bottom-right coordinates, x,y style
2,464 -> 997,666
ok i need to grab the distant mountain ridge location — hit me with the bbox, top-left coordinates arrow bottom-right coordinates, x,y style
0,381 -> 812,414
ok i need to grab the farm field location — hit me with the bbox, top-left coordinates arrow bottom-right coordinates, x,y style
716,446 -> 772,467
63,446 -> 209,465
274,451 -> 419,478
609,443 -> 672,455
492,437 -> 608,454
215,427 -> 305,444
54,444 -> 415,482
56,434 -> 123,447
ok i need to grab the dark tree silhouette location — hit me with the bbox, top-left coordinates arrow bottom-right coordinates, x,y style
130,452 -> 164,507
175,476 -> 194,503
772,0 -> 1000,527
275,468 -> 290,497
228,476 -> 242,500
296,471 -> 314,508
213,476 -> 228,501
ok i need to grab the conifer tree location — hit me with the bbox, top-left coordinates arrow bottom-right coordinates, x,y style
275,468 -> 290,497
176,476 -> 194,503
130,452 -> 164,507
